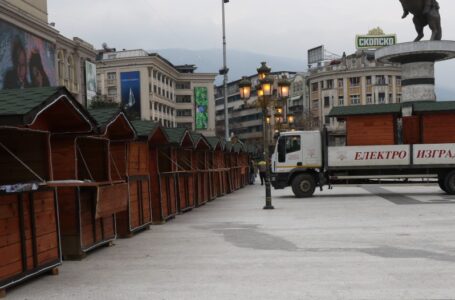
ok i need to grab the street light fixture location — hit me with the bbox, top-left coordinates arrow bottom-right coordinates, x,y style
238,62 -> 293,210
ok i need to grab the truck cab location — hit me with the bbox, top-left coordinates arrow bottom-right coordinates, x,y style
271,131 -> 323,197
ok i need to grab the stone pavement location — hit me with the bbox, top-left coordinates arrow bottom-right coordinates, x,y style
7,182 -> 455,300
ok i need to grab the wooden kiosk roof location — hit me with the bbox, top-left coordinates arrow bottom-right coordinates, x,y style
163,127 -> 194,147
205,136 -> 223,150
0,86 -> 96,133
190,132 -> 211,150
329,101 -> 455,118
89,108 -> 136,140
131,120 -> 169,144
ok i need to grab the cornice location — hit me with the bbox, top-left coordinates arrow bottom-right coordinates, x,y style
0,1 -> 59,42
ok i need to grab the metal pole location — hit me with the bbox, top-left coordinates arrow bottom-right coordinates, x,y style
262,105 -> 274,210
222,0 -> 230,141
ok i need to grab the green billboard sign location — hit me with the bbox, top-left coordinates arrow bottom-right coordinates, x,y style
194,87 -> 208,130
356,35 -> 397,50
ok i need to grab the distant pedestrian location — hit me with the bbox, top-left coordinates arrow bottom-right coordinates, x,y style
249,160 -> 257,184
258,159 -> 267,185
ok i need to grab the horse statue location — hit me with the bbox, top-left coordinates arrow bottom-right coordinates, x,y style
400,0 -> 442,41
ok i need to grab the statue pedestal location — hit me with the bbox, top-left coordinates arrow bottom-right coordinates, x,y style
376,41 -> 455,102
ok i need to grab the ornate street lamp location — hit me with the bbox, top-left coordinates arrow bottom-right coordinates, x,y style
239,76 -> 252,100
238,63 -> 295,210
257,62 -> 271,80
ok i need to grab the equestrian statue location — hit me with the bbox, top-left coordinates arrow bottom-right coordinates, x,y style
400,0 -> 442,41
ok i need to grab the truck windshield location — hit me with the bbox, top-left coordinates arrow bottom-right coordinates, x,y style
278,135 -> 301,162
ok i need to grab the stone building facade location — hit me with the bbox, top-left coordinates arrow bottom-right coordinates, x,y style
307,51 -> 402,145
96,50 -> 217,135
0,0 -> 96,105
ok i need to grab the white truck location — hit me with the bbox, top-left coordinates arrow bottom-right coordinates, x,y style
270,130 -> 455,197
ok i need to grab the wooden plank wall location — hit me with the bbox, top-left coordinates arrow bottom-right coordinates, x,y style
110,143 -> 127,181
128,142 -> 149,177
422,113 -> 455,143
77,138 -> 110,182
0,131 -> 50,185
0,190 -> 60,286
402,116 -> 421,144
51,136 -> 76,180
346,114 -> 396,146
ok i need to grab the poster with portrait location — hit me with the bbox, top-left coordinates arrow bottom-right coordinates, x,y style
120,71 -> 141,116
0,20 -> 56,90
85,61 -> 97,106
194,87 -> 209,130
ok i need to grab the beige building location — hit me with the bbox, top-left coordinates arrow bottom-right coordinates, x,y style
0,0 -> 96,105
308,51 -> 402,145
96,50 -> 217,135
215,72 -> 297,149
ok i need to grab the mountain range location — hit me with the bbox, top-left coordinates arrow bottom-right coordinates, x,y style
152,48 -> 307,86
153,48 -> 455,100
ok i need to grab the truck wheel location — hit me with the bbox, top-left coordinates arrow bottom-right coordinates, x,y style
443,171 -> 455,195
438,177 -> 448,193
292,174 -> 316,198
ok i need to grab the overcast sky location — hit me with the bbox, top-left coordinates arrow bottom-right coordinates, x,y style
48,0 -> 455,92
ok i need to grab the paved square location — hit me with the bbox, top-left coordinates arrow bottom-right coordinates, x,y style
7,183 -> 455,300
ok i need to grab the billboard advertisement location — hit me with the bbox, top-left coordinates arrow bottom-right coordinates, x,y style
194,87 -> 208,130
307,45 -> 325,65
120,71 -> 141,116
85,61 -> 97,106
0,20 -> 56,90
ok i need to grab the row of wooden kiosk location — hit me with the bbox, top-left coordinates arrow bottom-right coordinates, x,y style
0,87 -> 256,297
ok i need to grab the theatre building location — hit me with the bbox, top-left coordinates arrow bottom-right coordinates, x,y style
0,0 -> 96,105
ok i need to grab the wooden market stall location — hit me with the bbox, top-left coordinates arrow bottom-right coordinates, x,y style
13,87 -> 129,260
0,127 -> 60,296
163,128 -> 195,214
205,137 -> 223,198
89,109 -> 150,238
131,120 -> 170,224
0,87 -> 99,294
191,133 -> 212,206
329,102 -> 455,147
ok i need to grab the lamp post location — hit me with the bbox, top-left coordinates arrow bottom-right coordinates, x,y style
220,0 -> 230,141
238,62 -> 291,210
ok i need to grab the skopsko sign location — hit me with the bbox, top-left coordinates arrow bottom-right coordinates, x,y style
356,34 -> 397,50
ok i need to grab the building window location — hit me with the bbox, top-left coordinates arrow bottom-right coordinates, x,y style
177,109 -> 192,117
366,76 -> 372,85
350,95 -> 360,105
153,70 -> 157,79
324,96 -> 330,108
396,76 -> 402,86
176,95 -> 192,103
388,76 -> 393,85
376,75 -> 386,85
108,87 -> 117,96
312,99 -> 319,109
338,96 -> 344,106
366,94 -> 373,104
338,78 -> 343,88
397,94 -> 402,103
176,82 -> 191,89
349,77 -> 360,87
107,72 -> 116,80
154,85 -> 157,93
154,102 -> 158,110
378,92 -> 386,104
177,122 -> 193,129
57,51 -> 65,85
389,93 -> 393,103
311,82 -> 319,92
326,80 -> 334,89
